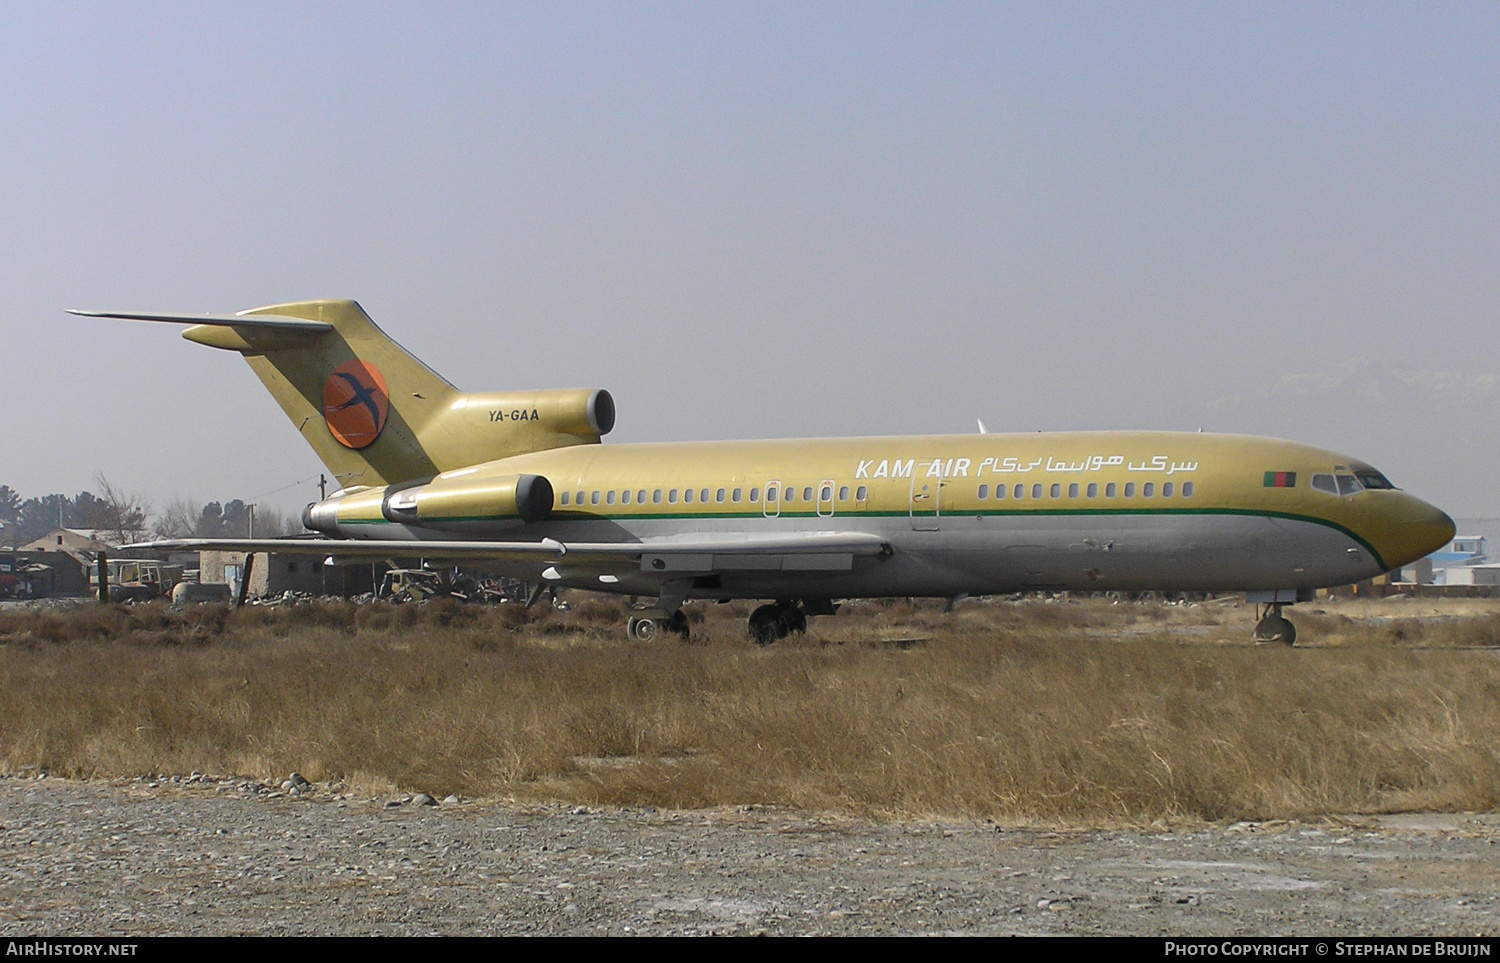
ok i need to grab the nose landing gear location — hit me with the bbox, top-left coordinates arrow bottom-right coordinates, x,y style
1253,603 -> 1297,646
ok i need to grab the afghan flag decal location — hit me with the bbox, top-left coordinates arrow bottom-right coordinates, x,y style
1264,471 -> 1297,488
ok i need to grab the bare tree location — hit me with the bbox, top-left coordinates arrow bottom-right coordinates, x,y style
152,497 -> 200,539
91,472 -> 150,546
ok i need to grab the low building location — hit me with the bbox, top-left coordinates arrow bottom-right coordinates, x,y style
18,528 -> 118,564
1442,564 -> 1500,587
1391,557 -> 1435,585
1425,535 -> 1488,586
198,550 -> 327,598
0,550 -> 92,597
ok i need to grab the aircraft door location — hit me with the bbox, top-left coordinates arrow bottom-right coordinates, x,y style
909,466 -> 944,531
817,479 -> 835,517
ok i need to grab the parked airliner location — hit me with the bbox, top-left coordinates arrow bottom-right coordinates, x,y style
71,301 -> 1454,644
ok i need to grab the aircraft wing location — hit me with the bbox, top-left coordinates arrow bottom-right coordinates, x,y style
130,532 -> 893,572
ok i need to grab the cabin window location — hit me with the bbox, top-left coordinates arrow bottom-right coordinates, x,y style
1181,482 -> 1194,497
1014,484 -> 1024,499
838,486 -> 848,501
733,488 -> 743,502
978,484 -> 989,500
653,489 -> 662,504
606,490 -> 615,505
560,492 -> 569,506
668,490 -> 678,503
1162,482 -> 1173,498
820,485 -> 831,501
855,486 -> 867,500
1312,474 -> 1337,494
637,490 -> 646,503
803,487 -> 813,502
767,486 -> 778,502
621,490 -> 630,504
684,489 -> 694,503
1050,483 -> 1061,498
750,488 -> 760,502
1087,483 -> 1097,498
576,491 -> 585,504
1068,483 -> 1079,498
784,488 -> 794,503
591,491 -> 600,505
1124,482 -> 1135,497
1143,483 -> 1155,497
716,488 -> 726,503
1105,482 -> 1116,497
1031,484 -> 1042,499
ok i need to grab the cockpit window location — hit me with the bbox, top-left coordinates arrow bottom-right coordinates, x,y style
1336,474 -> 1361,496
1312,474 -> 1337,495
1355,470 -> 1395,490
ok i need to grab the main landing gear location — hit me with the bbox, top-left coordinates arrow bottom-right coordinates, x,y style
1253,603 -> 1297,646
747,600 -> 808,646
626,609 -> 690,642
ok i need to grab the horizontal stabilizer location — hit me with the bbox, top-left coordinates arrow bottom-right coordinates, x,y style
67,309 -> 333,333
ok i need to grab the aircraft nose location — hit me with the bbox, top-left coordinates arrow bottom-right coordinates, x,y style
1374,494 -> 1455,572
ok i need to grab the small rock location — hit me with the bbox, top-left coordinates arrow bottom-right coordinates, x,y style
385,799 -> 404,808
287,772 -> 310,789
443,795 -> 460,806
412,793 -> 436,807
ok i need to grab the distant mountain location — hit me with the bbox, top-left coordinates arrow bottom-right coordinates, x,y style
1182,358 -> 1497,516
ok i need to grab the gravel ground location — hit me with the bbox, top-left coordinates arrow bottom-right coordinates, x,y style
1,776 -> 1497,936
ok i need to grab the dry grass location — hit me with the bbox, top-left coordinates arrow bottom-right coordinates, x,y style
2,596 -> 1499,824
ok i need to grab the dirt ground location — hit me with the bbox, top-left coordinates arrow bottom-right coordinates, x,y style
2,775 -> 1497,936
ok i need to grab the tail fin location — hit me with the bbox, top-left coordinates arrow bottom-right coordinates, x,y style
75,300 -> 613,487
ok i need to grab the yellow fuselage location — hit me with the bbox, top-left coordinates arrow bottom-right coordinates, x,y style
316,430 -> 1453,599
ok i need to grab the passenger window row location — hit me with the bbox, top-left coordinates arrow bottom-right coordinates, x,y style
557,483 -> 874,508
976,481 -> 1195,500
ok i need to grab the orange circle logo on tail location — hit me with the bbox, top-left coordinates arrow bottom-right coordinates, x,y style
322,360 -> 390,449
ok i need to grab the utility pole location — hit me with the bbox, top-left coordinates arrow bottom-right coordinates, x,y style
319,474 -> 327,500
247,504 -> 255,540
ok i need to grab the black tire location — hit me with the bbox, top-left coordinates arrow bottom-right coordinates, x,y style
1253,614 -> 1297,645
629,617 -> 659,642
749,604 -> 782,645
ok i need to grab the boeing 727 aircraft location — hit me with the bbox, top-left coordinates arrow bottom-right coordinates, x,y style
71,300 -> 1455,644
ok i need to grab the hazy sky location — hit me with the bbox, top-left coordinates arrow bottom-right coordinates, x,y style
2,2 -> 1497,516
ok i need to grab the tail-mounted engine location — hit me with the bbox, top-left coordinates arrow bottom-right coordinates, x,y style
381,474 -> 553,530
302,473 -> 554,536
